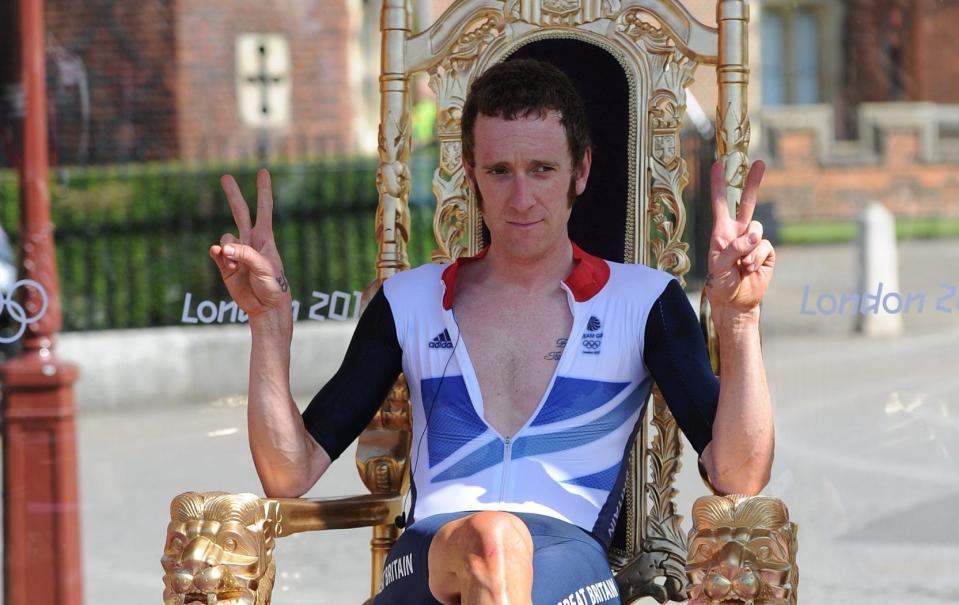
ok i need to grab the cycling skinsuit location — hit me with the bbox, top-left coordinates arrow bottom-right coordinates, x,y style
302,242 -> 719,604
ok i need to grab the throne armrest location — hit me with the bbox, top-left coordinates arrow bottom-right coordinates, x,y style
274,493 -> 403,535
161,490 -> 403,605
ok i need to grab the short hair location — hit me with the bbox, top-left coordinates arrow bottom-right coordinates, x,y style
461,59 -> 591,169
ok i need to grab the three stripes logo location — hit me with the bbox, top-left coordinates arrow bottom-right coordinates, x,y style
428,329 -> 454,349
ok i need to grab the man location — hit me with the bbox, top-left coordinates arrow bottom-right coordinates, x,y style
208,60 -> 774,605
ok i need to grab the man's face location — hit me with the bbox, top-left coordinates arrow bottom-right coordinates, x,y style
464,111 -> 591,259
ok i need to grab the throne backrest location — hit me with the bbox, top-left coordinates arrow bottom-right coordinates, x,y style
366,0 -> 752,598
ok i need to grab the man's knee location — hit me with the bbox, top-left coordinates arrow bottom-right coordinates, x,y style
429,512 -> 534,604
430,511 -> 534,574
458,511 -> 533,559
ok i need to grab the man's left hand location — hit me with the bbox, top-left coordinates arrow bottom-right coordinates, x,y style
705,160 -> 775,320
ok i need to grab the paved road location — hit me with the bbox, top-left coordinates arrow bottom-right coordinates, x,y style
71,239 -> 959,604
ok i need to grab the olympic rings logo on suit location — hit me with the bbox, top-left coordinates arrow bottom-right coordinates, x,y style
0,279 -> 49,344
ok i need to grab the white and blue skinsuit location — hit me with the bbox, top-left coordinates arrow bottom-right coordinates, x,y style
302,243 -> 719,605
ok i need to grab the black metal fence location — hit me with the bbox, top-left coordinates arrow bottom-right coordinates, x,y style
683,129 -> 718,286
0,149 -> 440,332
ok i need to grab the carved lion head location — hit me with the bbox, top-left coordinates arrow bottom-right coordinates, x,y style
161,492 -> 277,605
687,495 -> 798,605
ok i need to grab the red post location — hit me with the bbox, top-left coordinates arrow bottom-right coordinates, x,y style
0,0 -> 83,603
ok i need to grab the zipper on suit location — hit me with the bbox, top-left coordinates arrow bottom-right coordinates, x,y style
499,436 -> 512,502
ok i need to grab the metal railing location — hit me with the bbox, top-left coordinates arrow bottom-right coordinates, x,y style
0,149 -> 439,331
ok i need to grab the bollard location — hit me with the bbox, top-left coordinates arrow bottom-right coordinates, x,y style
856,202 -> 903,337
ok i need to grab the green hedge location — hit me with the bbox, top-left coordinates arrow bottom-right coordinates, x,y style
780,218 -> 959,245
0,152 -> 439,331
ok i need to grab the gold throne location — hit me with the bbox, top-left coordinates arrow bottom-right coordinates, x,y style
162,1 -> 798,603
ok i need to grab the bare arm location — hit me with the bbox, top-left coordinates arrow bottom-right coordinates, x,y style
209,169 -> 331,497
700,307 -> 774,495
246,311 -> 332,497
700,160 -> 776,495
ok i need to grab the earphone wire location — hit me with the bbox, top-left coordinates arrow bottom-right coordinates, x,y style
397,329 -> 461,528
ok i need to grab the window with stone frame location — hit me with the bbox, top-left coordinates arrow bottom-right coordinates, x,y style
759,0 -> 841,106
235,33 -> 292,129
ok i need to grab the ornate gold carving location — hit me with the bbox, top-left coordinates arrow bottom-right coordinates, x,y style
428,10 -> 505,262
687,495 -> 799,605
699,286 -> 720,375
716,0 -> 751,210
377,118 -> 413,203
602,0 -> 622,17
542,0 -> 581,16
161,491 -> 404,602
619,12 -> 696,287
648,150 -> 691,286
356,375 -> 413,496
440,140 -> 463,175
354,376 -> 412,595
508,0 -> 611,27
616,388 -> 689,603
449,10 -> 505,62
617,9 -> 665,41
653,133 -> 677,164
431,188 -> 471,262
375,0 -> 413,279
162,492 -> 279,605
376,111 -> 413,275
717,99 -> 750,200
371,523 -> 402,596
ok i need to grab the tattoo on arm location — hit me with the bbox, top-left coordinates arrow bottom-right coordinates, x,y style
276,273 -> 289,293
544,337 -> 568,361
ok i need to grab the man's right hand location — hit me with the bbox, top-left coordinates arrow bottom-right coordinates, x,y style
209,168 -> 292,320
210,168 -> 329,497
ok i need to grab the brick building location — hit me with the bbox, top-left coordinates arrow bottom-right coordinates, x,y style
3,0 -> 959,223
1,0 -> 358,165
841,0 -> 959,119
753,0 -> 959,221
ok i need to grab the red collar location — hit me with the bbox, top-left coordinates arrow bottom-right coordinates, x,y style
440,241 -> 610,310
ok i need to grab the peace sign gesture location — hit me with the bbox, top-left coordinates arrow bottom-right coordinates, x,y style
705,160 -> 776,319
209,169 -> 292,321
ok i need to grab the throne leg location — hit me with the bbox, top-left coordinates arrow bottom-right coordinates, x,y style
686,495 -> 798,604
370,523 -> 400,597
161,492 -> 279,605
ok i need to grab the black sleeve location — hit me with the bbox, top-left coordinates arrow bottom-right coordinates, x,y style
642,279 -> 718,456
301,287 -> 404,461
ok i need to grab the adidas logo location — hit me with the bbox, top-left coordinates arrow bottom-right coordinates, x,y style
428,329 -> 454,349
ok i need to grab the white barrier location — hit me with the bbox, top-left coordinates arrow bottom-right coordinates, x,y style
57,320 -> 356,410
